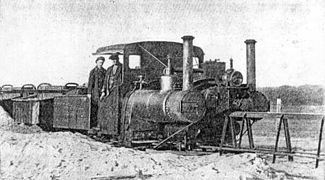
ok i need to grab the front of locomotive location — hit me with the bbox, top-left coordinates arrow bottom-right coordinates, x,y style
193,39 -> 270,146
122,36 -> 207,148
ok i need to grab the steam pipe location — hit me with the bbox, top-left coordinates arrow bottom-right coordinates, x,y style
166,54 -> 172,76
230,58 -> 233,69
182,35 -> 195,91
245,39 -> 257,91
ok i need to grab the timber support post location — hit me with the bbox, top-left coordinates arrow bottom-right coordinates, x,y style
273,115 -> 293,163
316,117 -> 324,168
220,114 -> 255,156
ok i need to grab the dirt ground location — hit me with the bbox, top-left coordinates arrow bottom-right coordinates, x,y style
0,106 -> 324,180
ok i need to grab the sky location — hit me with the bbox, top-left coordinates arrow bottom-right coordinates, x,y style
0,0 -> 324,87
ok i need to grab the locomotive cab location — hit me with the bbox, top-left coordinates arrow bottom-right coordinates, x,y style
93,41 -> 205,91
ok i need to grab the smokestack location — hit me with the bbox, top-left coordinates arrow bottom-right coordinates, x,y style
182,35 -> 194,91
245,39 -> 257,91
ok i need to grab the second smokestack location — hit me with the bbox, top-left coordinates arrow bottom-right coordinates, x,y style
245,39 -> 257,91
182,35 -> 194,91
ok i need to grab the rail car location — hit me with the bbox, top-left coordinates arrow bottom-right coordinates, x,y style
0,35 -> 269,150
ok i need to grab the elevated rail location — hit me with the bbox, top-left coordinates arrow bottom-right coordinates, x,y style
230,111 -> 324,120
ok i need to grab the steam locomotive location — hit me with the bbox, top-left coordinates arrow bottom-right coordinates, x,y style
0,36 -> 269,150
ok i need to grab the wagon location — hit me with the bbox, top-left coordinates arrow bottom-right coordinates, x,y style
12,97 -> 54,130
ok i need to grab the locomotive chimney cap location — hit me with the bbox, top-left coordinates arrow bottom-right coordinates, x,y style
244,39 -> 257,44
182,35 -> 195,40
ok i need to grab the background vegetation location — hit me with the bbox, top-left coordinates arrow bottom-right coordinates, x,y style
258,85 -> 324,106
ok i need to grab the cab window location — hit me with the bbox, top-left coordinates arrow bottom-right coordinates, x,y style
129,55 -> 141,69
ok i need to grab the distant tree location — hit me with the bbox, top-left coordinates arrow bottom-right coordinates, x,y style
258,85 -> 324,106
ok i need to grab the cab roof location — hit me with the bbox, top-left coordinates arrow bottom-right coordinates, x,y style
93,41 -> 204,58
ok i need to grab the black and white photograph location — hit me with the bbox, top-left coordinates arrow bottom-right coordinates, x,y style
0,0 -> 324,179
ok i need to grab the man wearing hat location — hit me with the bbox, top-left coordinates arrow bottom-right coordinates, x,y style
100,53 -> 123,99
88,56 -> 106,128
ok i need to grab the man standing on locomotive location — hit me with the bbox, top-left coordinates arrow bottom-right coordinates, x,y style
100,53 -> 123,99
88,56 -> 106,128
97,53 -> 123,135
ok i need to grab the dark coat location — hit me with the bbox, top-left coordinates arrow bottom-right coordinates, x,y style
88,66 -> 106,103
102,63 -> 123,95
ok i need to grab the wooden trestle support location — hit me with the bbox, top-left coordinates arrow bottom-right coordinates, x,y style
219,112 -> 324,168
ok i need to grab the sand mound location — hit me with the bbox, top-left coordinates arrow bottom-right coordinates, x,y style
0,131 -> 248,179
0,106 -> 14,126
0,130 -> 323,180
0,106 -> 43,134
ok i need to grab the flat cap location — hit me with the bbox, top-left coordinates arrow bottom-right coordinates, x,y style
95,56 -> 105,62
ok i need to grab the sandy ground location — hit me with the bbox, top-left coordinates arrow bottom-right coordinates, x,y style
0,106 -> 324,180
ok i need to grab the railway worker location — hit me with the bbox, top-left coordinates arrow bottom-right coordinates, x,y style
88,56 -> 106,128
100,53 -> 123,100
